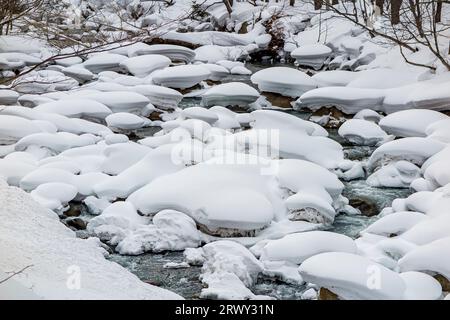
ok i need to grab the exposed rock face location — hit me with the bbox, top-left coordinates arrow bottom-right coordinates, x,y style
288,207 -> 331,225
310,106 -> 349,128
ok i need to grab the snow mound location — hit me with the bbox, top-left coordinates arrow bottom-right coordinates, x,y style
0,180 -> 181,299
202,82 -> 260,107
152,65 -> 211,89
251,67 -> 317,98
260,231 -> 356,264
299,252 -> 406,300
291,44 -> 332,70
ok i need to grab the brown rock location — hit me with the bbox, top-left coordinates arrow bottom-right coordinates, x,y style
261,92 -> 294,108
64,205 -> 81,217
318,287 -> 339,300
66,217 -> 87,230
349,197 -> 378,217
148,111 -> 163,121
434,274 -> 450,291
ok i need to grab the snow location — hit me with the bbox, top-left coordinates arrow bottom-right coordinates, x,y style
299,252 -> 406,300
379,109 -> 448,137
34,99 -> 112,120
202,82 -> 260,106
367,137 -> 445,171
291,44 -> 332,70
0,115 -> 47,144
152,65 -> 211,89
62,66 -> 94,83
105,113 -> 150,130
64,91 -> 151,115
338,119 -> 391,146
366,161 -> 421,188
119,54 -> 171,77
0,180 -> 181,299
311,70 -> 360,87
362,211 -> 429,237
133,84 -> 182,110
83,53 -> 127,73
199,240 -> 264,300
251,67 -> 317,98
128,43 -> 195,63
296,87 -> 385,114
399,237 -> 450,280
30,182 -> 78,211
400,271 -> 442,300
260,231 -> 357,264
0,90 -> 19,105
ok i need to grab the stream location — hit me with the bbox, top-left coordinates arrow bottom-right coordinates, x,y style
74,63 -> 413,299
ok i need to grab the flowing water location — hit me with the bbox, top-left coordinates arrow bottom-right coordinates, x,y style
95,63 -> 413,299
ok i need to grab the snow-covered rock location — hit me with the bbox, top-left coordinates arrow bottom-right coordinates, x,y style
152,65 -> 211,89
119,54 -> 170,77
251,67 -> 317,98
291,44 -> 332,70
202,82 -> 260,107
338,119 -> 392,146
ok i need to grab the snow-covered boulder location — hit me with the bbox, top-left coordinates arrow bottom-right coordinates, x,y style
105,113 -> 150,131
0,115 -> 47,144
379,109 -> 448,137
83,53 -> 127,73
119,54 -> 170,77
338,119 -> 392,146
0,89 -> 19,105
133,84 -> 183,110
299,252 -> 406,299
291,44 -> 332,70
362,211 -> 429,237
251,67 -> 317,98
128,43 -> 195,63
260,231 -> 356,264
152,65 -> 211,89
30,182 -> 77,211
34,99 -> 112,120
295,87 -> 385,114
367,161 -> 421,188
201,82 -> 260,107
199,240 -> 264,300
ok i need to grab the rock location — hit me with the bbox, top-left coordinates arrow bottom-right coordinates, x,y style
349,196 -> 378,217
65,217 -> 87,230
63,205 -> 81,217
434,274 -> 450,291
318,287 -> 339,300
261,92 -> 294,108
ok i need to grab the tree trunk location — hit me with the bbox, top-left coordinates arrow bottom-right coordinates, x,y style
375,0 -> 384,14
390,0 -> 402,25
314,0 -> 322,10
332,0 -> 339,4
223,0 -> 232,14
435,0 -> 442,23
289,0 -> 295,6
